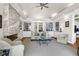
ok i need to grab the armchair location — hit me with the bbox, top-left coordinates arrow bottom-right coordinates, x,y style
57,33 -> 68,44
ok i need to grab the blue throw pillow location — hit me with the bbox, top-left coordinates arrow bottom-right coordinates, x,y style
0,49 -> 10,56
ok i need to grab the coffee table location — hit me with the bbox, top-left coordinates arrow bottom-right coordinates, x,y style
31,36 -> 52,45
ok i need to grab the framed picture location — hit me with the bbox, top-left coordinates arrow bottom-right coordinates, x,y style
0,15 -> 2,28
75,14 -> 79,20
55,22 -> 59,31
46,22 -> 53,31
65,21 -> 69,27
23,22 -> 31,31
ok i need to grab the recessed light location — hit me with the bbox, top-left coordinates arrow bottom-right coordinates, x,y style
64,15 -> 69,19
51,13 -> 58,17
67,3 -> 75,7
23,10 -> 27,16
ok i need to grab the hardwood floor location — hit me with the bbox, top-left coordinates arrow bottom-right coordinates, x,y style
23,39 -> 77,56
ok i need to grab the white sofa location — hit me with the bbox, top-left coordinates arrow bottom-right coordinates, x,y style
0,38 -> 24,56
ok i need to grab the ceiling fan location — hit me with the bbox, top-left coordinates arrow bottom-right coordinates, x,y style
36,3 -> 49,10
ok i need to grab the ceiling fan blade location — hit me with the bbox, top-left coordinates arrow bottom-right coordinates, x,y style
40,3 -> 43,6
44,6 -> 49,8
36,3 -> 49,10
41,7 -> 43,10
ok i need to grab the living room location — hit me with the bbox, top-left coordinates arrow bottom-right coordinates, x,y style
0,3 -> 79,56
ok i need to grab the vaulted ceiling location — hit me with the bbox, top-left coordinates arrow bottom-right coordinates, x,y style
17,3 -> 68,18
10,3 -> 79,19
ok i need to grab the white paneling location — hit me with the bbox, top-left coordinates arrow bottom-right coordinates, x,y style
0,29 -> 3,39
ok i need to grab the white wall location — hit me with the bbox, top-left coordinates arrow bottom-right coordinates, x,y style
53,9 -> 78,44
4,4 -> 20,36
0,4 -> 20,39
0,29 -> 3,39
0,4 -> 7,39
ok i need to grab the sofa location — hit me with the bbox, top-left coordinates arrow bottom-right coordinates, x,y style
0,38 -> 24,56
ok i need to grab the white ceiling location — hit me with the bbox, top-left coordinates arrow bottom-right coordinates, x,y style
16,3 -> 69,19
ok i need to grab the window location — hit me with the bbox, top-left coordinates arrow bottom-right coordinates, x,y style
55,22 -> 59,31
23,22 -> 31,31
46,22 -> 53,31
